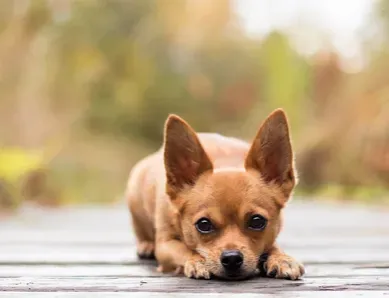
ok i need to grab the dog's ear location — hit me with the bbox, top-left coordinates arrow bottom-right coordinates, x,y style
245,109 -> 296,197
164,114 -> 213,198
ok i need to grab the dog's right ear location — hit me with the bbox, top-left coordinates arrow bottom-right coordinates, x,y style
164,115 -> 213,199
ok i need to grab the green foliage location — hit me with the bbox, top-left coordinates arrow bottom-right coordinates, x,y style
0,148 -> 44,209
0,148 -> 43,182
46,0 -> 289,146
248,32 -> 310,135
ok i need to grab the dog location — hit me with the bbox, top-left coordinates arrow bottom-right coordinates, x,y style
126,109 -> 304,280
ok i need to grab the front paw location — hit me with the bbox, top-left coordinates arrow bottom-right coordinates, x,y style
265,253 -> 304,280
184,254 -> 211,279
136,241 -> 155,259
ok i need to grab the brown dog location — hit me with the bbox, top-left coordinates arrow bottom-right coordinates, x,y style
126,109 -> 304,280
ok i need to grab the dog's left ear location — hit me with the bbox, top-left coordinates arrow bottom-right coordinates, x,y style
245,109 -> 296,198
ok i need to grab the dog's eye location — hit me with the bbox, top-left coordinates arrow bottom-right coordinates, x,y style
195,218 -> 214,234
248,214 -> 267,231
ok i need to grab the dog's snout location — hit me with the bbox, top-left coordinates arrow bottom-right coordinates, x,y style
220,250 -> 244,271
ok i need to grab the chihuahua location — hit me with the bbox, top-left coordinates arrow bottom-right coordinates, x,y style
126,109 -> 304,280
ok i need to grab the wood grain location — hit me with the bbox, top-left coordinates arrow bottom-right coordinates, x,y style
0,200 -> 388,295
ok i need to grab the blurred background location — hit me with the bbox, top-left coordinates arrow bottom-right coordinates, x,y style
0,0 -> 388,211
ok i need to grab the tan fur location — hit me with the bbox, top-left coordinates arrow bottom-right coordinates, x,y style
126,109 -> 304,280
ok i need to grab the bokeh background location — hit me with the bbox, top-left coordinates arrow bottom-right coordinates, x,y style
1,0 -> 388,210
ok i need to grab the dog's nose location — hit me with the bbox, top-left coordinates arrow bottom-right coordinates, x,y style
220,250 -> 244,271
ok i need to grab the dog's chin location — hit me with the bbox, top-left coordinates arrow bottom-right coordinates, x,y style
213,270 -> 256,281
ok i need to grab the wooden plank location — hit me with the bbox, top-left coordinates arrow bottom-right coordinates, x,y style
1,200 -> 389,296
1,201 -> 389,247
0,264 -> 388,278
1,292 -> 389,298
2,232 -> 389,249
2,233 -> 389,249
2,200 -> 389,233
1,275 -> 389,292
0,245 -> 388,265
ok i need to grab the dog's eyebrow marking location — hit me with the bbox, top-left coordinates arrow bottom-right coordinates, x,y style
213,167 -> 246,173
194,203 -> 209,214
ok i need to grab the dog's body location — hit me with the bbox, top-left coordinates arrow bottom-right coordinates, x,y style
127,110 -> 304,280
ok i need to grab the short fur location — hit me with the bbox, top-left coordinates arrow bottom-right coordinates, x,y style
126,109 -> 304,280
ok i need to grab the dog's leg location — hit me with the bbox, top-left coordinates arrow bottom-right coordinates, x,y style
155,239 -> 211,279
129,198 -> 155,259
262,244 -> 304,280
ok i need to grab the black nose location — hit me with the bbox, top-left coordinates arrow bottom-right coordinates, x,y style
220,250 -> 244,271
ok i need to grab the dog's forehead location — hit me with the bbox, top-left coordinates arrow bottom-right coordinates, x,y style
209,171 -> 257,195
191,170 -> 278,212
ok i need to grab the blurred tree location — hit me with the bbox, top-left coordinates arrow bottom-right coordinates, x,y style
244,32 -> 310,137
311,51 -> 343,116
48,0 -> 258,145
1,0 -> 388,208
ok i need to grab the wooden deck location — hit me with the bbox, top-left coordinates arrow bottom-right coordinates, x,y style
1,199 -> 389,296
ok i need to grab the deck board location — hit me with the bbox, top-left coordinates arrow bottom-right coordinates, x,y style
1,200 -> 389,295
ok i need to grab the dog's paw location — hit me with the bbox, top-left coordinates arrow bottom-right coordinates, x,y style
137,241 -> 155,259
156,264 -> 180,274
184,255 -> 211,279
265,254 -> 304,280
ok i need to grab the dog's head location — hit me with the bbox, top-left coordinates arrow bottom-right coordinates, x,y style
163,109 -> 296,280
